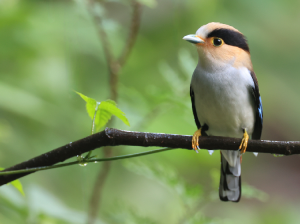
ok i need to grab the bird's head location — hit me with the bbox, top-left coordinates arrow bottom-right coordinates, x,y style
183,22 -> 252,71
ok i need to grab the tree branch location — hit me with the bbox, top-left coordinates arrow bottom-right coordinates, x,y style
0,128 -> 299,186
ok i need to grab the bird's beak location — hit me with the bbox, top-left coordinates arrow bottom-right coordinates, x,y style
183,34 -> 205,44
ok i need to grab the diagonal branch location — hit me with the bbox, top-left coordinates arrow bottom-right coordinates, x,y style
0,128 -> 299,186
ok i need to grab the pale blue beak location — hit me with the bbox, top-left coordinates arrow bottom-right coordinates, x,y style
183,34 -> 205,44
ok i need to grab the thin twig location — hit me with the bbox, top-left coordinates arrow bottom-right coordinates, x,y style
88,1 -> 114,68
0,147 -> 173,176
118,1 -> 142,67
0,128 -> 299,186
87,0 -> 119,100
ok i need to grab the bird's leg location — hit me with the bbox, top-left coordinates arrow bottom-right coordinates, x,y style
239,129 -> 249,154
192,128 -> 202,152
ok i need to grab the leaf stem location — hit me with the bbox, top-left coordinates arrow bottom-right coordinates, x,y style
85,102 -> 101,159
91,102 -> 101,135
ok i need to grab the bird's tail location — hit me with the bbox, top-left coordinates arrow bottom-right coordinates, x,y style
219,150 -> 241,202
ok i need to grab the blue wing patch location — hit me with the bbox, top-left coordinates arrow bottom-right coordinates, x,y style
258,96 -> 263,124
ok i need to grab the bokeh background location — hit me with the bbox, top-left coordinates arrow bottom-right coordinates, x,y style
1,0 -> 300,223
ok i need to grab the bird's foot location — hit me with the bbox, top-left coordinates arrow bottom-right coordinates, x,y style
239,129 -> 249,154
192,128 -> 202,152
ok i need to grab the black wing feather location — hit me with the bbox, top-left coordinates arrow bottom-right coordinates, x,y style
190,86 -> 201,129
190,86 -> 208,136
250,71 -> 263,139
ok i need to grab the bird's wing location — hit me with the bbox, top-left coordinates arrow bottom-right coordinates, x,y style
190,86 -> 201,129
250,71 -> 263,140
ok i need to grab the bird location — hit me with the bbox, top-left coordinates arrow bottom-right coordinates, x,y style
183,22 -> 263,202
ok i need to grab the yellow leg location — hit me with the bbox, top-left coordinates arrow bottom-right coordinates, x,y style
239,129 -> 249,154
192,128 -> 202,152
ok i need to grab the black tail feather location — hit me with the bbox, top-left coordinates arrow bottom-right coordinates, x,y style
219,153 -> 241,202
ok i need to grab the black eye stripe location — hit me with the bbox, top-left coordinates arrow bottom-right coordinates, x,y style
207,28 -> 249,52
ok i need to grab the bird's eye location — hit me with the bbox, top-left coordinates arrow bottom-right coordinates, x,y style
213,37 -> 224,47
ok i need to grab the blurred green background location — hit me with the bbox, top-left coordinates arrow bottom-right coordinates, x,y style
1,0 -> 300,223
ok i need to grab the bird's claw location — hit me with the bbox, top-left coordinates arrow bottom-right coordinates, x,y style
239,130 -> 249,154
192,129 -> 202,152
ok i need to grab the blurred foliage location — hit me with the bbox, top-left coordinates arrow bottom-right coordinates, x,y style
106,201 -> 158,224
1,0 -> 300,223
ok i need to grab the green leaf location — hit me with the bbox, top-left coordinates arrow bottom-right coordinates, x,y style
76,92 -> 130,131
75,91 -> 97,120
99,100 -> 130,126
10,180 -> 25,196
0,167 -> 25,196
94,100 -> 130,131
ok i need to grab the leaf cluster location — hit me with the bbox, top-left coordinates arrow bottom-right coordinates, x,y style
76,92 -> 130,133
